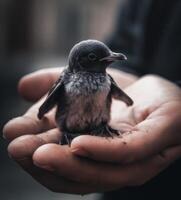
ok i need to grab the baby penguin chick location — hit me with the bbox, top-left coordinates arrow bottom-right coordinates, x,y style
38,40 -> 133,145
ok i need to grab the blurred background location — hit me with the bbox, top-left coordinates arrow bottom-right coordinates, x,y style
0,0 -> 123,199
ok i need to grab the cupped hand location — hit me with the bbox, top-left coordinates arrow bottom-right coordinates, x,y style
72,75 -> 181,163
3,67 -> 138,194
3,68 -> 181,194
35,75 -> 180,192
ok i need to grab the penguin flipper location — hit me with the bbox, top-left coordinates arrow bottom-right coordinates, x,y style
109,74 -> 133,106
38,76 -> 64,119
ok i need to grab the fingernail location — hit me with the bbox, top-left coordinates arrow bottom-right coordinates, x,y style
33,161 -> 54,172
2,133 -> 6,139
2,124 -> 8,139
71,148 -> 90,157
2,119 -> 16,139
8,152 -> 12,159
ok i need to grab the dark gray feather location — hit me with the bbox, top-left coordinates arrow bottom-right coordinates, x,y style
38,76 -> 64,119
109,74 -> 133,106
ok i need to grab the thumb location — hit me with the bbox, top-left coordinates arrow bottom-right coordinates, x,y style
18,68 -> 63,102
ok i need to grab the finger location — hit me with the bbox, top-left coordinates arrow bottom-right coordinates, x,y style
8,128 -> 60,159
130,145 -> 181,186
7,130 -> 100,194
16,157 -> 102,195
33,143 -> 181,188
3,99 -> 56,140
18,68 -> 63,102
71,105 -> 181,163
33,143 -> 124,189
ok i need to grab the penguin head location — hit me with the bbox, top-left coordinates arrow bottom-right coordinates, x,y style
68,40 -> 127,73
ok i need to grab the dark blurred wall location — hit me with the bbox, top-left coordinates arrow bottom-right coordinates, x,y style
0,0 -> 121,200
0,0 -> 120,57
0,0 -> 121,125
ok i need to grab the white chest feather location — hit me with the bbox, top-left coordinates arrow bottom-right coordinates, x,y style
64,72 -> 111,95
60,72 -> 111,131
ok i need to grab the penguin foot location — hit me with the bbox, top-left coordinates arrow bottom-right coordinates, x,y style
60,133 -> 72,146
60,132 -> 81,146
91,125 -> 119,137
59,126 -> 120,145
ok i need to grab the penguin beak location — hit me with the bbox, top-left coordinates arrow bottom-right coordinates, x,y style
100,52 -> 127,63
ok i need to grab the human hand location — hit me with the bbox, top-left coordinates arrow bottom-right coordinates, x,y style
3,67 -> 138,194
11,74 -> 180,193
28,75 -> 180,192
70,75 -> 181,187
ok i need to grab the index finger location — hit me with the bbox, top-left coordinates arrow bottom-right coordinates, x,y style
3,68 -> 63,140
18,68 -> 62,102
3,98 -> 56,140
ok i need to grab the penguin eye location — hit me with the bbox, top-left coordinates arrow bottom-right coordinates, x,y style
88,53 -> 97,61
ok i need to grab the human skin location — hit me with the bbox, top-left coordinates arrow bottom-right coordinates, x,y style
3,68 -> 181,194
